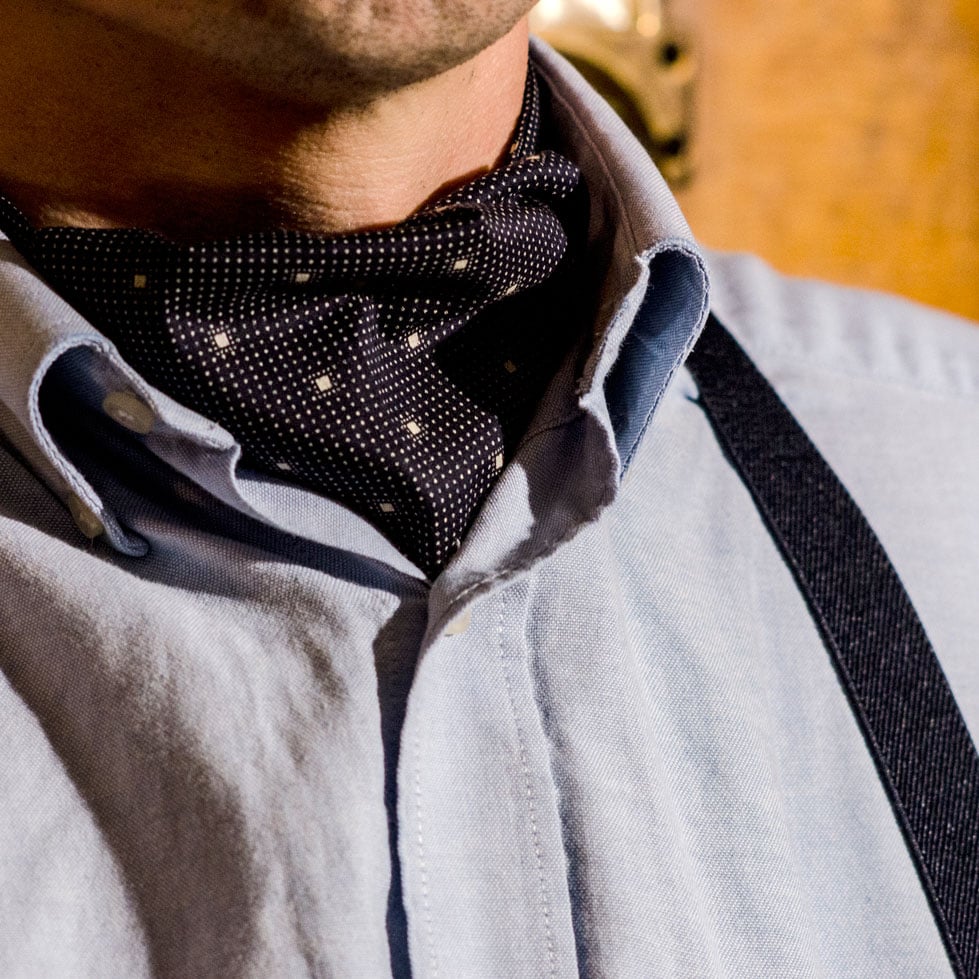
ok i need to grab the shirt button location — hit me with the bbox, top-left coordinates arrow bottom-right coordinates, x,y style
102,390 -> 155,434
444,608 -> 472,636
67,494 -> 104,539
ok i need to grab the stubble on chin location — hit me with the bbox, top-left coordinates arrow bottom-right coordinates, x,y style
70,0 -> 534,107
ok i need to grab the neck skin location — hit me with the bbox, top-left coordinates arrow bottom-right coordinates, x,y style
0,3 -> 530,240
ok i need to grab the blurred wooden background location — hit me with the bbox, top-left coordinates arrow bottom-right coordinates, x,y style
669,0 -> 979,320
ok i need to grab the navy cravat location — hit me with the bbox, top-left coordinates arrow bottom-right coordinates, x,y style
0,68 -> 586,577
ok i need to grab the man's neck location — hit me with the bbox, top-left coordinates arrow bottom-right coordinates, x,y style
0,2 -> 530,240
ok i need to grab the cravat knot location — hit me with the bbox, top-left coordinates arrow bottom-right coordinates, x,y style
0,66 -> 587,578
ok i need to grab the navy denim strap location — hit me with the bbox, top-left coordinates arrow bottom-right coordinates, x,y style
686,313 -> 979,978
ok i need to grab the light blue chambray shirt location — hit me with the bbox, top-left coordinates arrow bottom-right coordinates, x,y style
1,39 -> 978,979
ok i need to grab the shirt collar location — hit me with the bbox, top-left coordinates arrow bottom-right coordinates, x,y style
0,39 -> 709,597
529,38 -> 709,468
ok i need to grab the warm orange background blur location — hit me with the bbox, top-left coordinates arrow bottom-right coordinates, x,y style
669,0 -> 979,320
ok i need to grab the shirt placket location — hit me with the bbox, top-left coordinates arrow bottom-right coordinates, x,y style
397,576 -> 578,978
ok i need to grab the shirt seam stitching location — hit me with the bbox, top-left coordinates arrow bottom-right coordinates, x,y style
411,734 -> 440,978
497,589 -> 559,978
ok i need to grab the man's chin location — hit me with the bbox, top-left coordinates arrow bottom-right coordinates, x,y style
68,0 -> 536,107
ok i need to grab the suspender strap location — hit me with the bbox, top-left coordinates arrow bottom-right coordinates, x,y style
685,313 -> 979,978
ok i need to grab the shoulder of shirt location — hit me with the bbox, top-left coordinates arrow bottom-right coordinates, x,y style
702,248 -> 979,405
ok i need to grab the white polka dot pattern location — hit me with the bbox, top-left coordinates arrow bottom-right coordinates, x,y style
0,68 -> 585,577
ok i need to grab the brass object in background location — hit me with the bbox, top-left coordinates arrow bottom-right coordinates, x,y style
530,0 -> 697,186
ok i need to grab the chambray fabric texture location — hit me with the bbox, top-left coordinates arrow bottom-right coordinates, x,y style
1,38 -> 978,979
